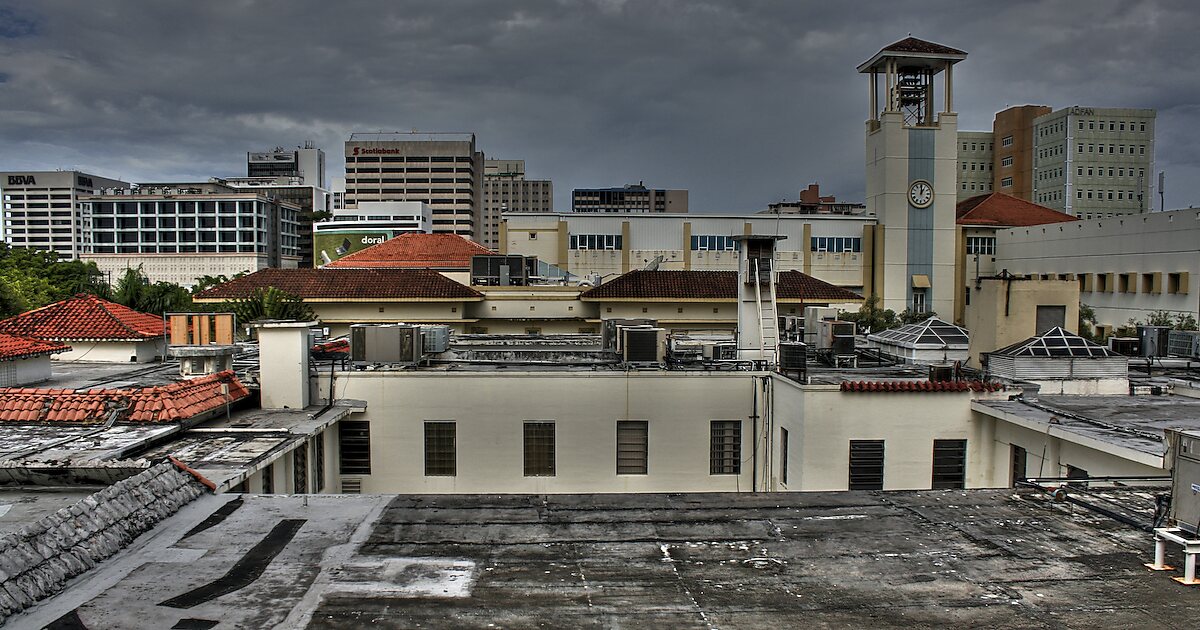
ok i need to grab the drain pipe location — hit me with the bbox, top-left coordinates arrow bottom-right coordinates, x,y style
750,376 -> 759,492
1018,480 -> 1152,531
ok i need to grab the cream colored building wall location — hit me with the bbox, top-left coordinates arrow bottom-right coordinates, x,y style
84,254 -> 293,287
311,302 -> 468,336
324,371 -> 759,494
995,209 -> 1200,329
54,340 -> 162,363
597,302 -> 734,333
777,380 -> 998,491
806,251 -> 867,290
964,278 -> 1079,367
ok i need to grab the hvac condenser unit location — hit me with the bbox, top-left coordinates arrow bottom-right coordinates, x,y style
818,320 -> 856,355
623,327 -> 666,363
778,342 -> 807,371
1139,325 -> 1171,358
420,325 -> 451,354
1108,337 -> 1141,357
667,336 -> 704,363
1168,429 -> 1200,535
602,318 -> 656,353
1168,330 -> 1200,359
350,324 -> 423,365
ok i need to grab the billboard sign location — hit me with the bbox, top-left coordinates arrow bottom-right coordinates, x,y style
314,230 -> 398,265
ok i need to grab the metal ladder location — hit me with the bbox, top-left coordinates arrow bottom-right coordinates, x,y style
752,259 -> 780,365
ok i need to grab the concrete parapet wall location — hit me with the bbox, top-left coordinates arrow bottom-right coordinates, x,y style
0,462 -> 206,623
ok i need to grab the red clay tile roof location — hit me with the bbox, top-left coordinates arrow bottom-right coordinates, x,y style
0,332 -> 70,361
580,270 -> 863,302
0,294 -> 165,341
840,380 -> 1005,393
0,371 -> 250,423
325,233 -> 494,269
879,37 -> 966,56
956,193 -> 1079,227
193,268 -> 482,301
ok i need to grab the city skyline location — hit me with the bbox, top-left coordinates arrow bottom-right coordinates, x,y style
1,1 -> 1197,212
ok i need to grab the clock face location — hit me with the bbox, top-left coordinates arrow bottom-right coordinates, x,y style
909,180 -> 934,208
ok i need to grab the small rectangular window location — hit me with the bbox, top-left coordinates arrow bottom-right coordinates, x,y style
262,462 -> 274,493
338,420 -> 371,475
293,443 -> 308,494
424,421 -> 457,476
849,440 -> 884,490
710,421 -> 742,475
524,422 -> 556,476
932,439 -> 967,489
616,421 -> 649,475
780,427 -> 789,485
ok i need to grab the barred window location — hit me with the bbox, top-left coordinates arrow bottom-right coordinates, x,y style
616,421 -> 648,475
710,421 -> 741,475
338,420 -> 371,475
690,235 -> 737,251
810,236 -> 862,253
293,443 -> 308,494
965,236 -> 996,255
524,422 -> 556,476
569,234 -> 622,250
424,421 -> 457,476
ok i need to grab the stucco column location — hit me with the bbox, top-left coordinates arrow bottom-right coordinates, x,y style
255,320 -> 316,410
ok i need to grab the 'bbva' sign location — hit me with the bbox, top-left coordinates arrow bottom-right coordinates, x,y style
7,175 -> 36,185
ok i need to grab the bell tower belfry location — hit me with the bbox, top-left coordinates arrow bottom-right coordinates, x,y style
859,37 -> 966,318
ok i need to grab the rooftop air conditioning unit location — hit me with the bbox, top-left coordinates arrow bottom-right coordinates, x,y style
1166,429 -> 1200,535
1167,330 -> 1200,359
1108,337 -> 1140,357
603,318 -> 655,353
668,336 -> 703,363
421,325 -> 451,354
1138,325 -> 1171,358
623,327 -> 666,363
350,323 -> 422,365
778,342 -> 807,371
818,320 -> 856,354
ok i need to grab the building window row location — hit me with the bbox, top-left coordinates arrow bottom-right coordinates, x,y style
1076,143 -> 1147,155
1000,156 -> 1013,168
1077,119 -> 1148,133
691,235 -> 737,251
960,142 -> 994,152
961,161 -> 993,172
569,234 -> 622,250
1075,189 -> 1141,202
1000,177 -> 1013,188
403,420 -> 741,478
961,182 -> 994,192
810,236 -> 862,253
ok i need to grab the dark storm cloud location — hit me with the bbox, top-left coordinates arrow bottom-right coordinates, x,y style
0,0 -> 1197,210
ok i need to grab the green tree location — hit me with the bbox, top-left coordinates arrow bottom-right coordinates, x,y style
838,294 -> 899,333
111,266 -> 193,315
223,286 -> 314,325
1078,303 -> 1099,341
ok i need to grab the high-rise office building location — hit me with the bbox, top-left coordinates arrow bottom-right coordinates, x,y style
247,143 -> 326,188
1031,107 -> 1155,218
955,131 -> 995,201
483,159 -> 553,245
343,132 -> 489,248
958,106 -> 1155,218
81,181 -> 302,286
572,183 -> 688,213
1,170 -> 129,259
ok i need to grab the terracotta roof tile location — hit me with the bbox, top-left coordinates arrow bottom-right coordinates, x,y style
956,193 -> 1079,227
325,233 -> 493,269
839,380 -> 1004,393
193,268 -> 482,301
580,270 -> 863,302
0,371 -> 250,423
0,332 -> 70,361
0,294 -> 165,341
312,338 -> 350,355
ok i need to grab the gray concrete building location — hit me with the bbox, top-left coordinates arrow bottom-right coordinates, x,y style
81,181 -> 302,286
247,142 -> 326,188
1032,106 -> 1156,218
1,171 -> 129,259
572,183 -> 688,213
344,132 -> 489,248
483,159 -> 553,246
956,131 -> 994,201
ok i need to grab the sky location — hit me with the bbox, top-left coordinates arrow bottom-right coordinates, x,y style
1,0 -> 1198,213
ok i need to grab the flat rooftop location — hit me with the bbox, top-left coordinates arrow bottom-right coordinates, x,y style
14,489 -> 1200,628
976,394 -> 1200,458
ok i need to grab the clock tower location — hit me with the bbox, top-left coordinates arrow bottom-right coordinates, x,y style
859,37 -> 966,317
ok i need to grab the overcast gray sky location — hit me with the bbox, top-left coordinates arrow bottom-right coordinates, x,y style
1,0 -> 1197,212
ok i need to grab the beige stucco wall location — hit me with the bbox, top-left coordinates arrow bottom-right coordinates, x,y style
773,377 -> 998,491
322,371 -> 760,494
311,302 -> 469,336
964,278 -> 1079,367
53,340 -> 163,363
